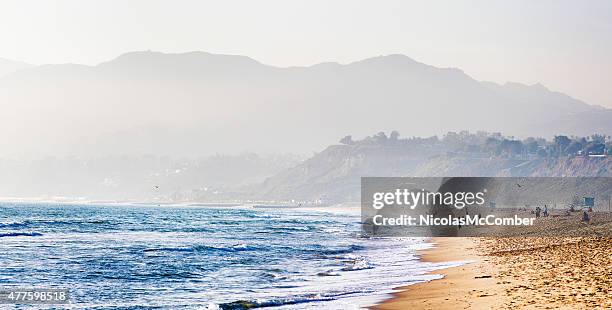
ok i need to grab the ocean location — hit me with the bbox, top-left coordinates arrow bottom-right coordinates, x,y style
0,202 -> 460,309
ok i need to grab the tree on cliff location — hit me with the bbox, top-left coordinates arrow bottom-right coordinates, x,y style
339,135 -> 354,145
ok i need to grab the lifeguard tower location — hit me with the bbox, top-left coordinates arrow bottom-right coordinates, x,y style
584,197 -> 595,212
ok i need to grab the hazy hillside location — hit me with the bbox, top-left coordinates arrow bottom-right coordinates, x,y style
0,51 -> 609,158
256,138 -> 438,202
0,57 -> 31,77
415,156 -> 612,178
258,153 -> 611,203
0,153 -> 301,202
254,132 -> 612,203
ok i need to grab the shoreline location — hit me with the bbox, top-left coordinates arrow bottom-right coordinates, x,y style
372,237 -> 509,309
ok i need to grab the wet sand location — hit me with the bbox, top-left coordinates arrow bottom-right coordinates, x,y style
373,237 -> 509,310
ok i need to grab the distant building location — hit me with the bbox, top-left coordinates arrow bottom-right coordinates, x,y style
578,143 -> 608,157
587,143 -> 606,156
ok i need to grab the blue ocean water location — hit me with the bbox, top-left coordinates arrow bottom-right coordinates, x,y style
0,203 -> 459,309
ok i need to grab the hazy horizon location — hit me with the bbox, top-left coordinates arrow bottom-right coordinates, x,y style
0,3 -> 610,310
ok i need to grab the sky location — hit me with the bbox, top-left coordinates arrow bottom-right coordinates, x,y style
1,0 -> 611,107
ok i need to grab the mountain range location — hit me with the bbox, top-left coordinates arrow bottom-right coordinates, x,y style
0,51 -> 609,158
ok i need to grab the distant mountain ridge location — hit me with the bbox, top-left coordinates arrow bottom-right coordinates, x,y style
0,51 -> 609,157
0,57 -> 31,77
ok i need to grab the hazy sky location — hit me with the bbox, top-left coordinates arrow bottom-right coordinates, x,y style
1,0 -> 611,107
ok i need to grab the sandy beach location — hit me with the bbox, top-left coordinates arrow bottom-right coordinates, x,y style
375,217 -> 612,309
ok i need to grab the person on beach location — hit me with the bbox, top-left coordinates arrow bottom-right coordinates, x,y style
582,210 -> 590,223
535,206 -> 541,218
544,205 -> 549,217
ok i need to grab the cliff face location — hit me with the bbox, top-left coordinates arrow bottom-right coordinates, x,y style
416,156 -> 612,178
256,144 -> 432,201
255,144 -> 611,202
500,157 -> 612,177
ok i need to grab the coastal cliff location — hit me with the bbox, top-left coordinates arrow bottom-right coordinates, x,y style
255,132 -> 611,202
